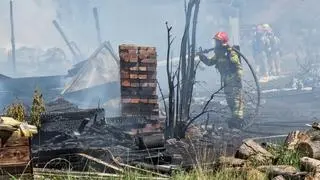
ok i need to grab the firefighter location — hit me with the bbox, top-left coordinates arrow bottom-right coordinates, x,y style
266,31 -> 281,76
198,32 -> 244,129
252,24 -> 270,82
256,24 -> 282,77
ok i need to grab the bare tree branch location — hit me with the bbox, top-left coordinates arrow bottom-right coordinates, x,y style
184,85 -> 225,132
165,21 -> 176,137
156,79 -> 167,121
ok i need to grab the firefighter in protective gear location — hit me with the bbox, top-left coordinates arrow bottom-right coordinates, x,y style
198,32 -> 244,129
252,24 -> 271,82
262,24 -> 272,33
266,31 -> 281,76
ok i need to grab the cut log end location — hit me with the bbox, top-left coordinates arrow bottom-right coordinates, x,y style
271,175 -> 285,180
235,139 -> 274,165
300,157 -> 320,172
297,141 -> 320,159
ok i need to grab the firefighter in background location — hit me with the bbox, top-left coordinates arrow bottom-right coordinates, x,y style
252,24 -> 270,82
264,25 -> 281,76
198,32 -> 244,129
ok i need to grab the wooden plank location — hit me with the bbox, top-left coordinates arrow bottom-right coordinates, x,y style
2,131 -> 29,147
76,153 -> 123,173
0,146 -> 30,165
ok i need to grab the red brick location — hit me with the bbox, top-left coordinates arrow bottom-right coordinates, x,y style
129,74 -> 137,79
138,46 -> 148,50
128,49 -> 137,54
138,49 -> 147,54
120,71 -> 130,79
130,83 -> 140,87
140,82 -> 157,88
119,52 -> 129,61
140,63 -> 156,67
140,67 -> 147,71
121,98 -> 140,104
147,48 -> 156,56
148,74 -> 157,79
119,44 -> 137,50
121,80 -> 130,87
140,59 -> 157,64
129,66 -> 139,71
140,99 -> 149,103
148,99 -> 158,104
147,67 -> 157,71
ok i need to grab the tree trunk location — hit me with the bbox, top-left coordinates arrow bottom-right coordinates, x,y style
185,0 -> 200,119
235,139 -> 274,164
179,0 -> 193,122
297,141 -> 320,159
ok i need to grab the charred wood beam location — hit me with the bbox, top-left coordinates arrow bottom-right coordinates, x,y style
9,0 -> 16,73
93,7 -> 102,45
52,20 -> 80,62
135,133 -> 165,150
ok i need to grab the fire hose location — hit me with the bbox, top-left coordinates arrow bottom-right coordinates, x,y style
198,46 -> 261,130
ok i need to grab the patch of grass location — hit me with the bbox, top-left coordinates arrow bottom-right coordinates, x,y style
11,167 -> 269,180
267,144 -> 302,168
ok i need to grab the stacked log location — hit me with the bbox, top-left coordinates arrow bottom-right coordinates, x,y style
119,44 -> 159,121
217,121 -> 320,180
235,139 -> 274,165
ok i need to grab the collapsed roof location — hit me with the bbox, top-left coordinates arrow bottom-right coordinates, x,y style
61,41 -> 120,94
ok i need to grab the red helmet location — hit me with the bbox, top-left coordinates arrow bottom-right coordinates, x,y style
213,32 -> 229,44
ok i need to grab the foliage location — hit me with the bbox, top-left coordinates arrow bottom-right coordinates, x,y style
267,144 -> 302,169
30,89 -> 45,128
5,101 -> 26,122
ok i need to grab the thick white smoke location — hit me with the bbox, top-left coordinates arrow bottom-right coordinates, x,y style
0,0 -> 63,49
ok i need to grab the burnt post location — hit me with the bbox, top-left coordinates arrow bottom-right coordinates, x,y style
9,0 -> 16,74
93,7 -> 102,45
52,20 -> 79,63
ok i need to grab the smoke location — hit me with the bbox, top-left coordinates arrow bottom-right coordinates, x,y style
0,0 -> 63,49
